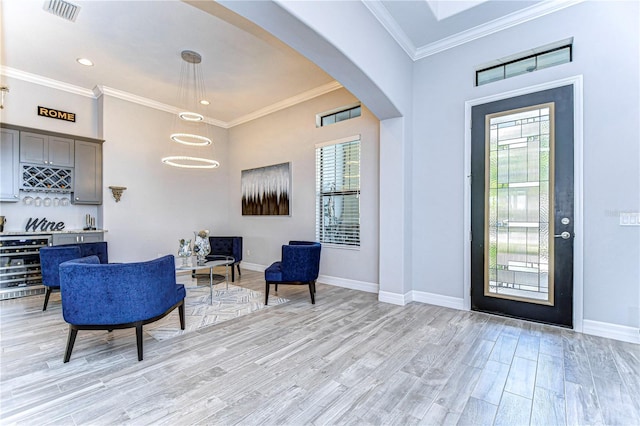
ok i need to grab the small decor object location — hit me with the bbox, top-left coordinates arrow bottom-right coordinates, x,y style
83,214 -> 96,230
108,186 -> 127,202
193,230 -> 211,265
178,238 -> 192,265
241,162 -> 290,215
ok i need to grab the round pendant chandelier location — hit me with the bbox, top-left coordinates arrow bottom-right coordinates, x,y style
162,50 -> 219,169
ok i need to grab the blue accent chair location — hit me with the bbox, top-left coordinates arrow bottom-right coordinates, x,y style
264,241 -> 321,305
206,236 -> 243,281
59,255 -> 185,362
39,242 -> 109,311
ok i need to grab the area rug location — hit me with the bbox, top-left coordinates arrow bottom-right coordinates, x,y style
145,282 -> 289,341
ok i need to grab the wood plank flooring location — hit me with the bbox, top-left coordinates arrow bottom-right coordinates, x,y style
1,270 -> 639,425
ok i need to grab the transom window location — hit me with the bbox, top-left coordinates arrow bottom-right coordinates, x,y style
316,103 -> 361,127
315,136 -> 361,246
476,41 -> 572,86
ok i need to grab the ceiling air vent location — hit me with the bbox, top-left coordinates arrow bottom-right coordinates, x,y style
43,0 -> 81,22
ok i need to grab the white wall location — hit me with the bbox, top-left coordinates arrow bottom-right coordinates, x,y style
411,1 -> 639,328
227,88 -> 380,286
99,95 -> 231,263
0,77 -> 100,231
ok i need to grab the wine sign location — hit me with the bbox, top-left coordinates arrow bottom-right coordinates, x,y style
25,218 -> 65,232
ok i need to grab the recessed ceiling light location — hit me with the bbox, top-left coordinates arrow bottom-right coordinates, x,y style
76,58 -> 93,66
199,100 -> 210,106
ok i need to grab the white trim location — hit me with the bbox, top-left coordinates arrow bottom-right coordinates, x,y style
360,1 -> 416,59
378,290 -> 409,306
1,66 -> 95,98
239,262 -> 379,294
94,85 -> 228,129
412,291 -> 465,311
315,134 -> 361,149
363,0 -> 584,61
317,274 -> 378,294
463,75 -> 585,331
583,320 -> 640,345
228,81 -> 343,128
1,66 -> 342,129
238,262 -> 266,273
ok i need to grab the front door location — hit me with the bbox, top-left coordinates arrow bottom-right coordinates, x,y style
471,85 -> 574,327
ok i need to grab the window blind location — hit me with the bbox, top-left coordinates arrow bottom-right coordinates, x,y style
315,137 -> 361,246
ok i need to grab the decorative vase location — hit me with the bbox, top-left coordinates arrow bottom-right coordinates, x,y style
178,238 -> 192,265
194,230 -> 211,265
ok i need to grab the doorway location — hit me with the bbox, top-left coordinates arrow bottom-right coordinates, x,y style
470,85 -> 574,327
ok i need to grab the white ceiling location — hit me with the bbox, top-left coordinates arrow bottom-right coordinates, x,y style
0,0 -> 580,127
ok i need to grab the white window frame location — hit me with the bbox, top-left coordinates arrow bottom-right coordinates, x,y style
315,135 -> 361,247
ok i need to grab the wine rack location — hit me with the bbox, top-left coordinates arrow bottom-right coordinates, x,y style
20,164 -> 73,193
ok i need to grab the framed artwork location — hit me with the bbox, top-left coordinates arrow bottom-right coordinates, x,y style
241,162 -> 290,216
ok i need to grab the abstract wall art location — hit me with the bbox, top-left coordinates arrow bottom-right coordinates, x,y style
241,162 -> 290,216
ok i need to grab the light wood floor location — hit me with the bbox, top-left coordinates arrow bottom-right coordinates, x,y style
1,269 -> 638,425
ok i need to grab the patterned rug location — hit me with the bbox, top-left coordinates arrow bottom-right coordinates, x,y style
145,281 -> 289,341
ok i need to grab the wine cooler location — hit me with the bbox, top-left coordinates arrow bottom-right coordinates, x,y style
0,234 -> 52,300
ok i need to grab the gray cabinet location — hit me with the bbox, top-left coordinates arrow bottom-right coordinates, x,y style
20,131 -> 74,167
72,141 -> 102,205
52,232 -> 103,245
0,128 -> 20,202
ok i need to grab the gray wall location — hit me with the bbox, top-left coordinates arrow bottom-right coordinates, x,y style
411,1 -> 639,327
99,95 -> 231,263
227,88 -> 380,286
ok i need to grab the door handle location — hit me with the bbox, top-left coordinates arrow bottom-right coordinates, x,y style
554,231 -> 571,239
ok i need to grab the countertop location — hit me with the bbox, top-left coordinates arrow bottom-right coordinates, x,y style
0,229 -> 108,236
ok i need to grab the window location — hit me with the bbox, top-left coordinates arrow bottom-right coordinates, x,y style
316,136 -> 361,246
476,42 -> 572,86
317,103 -> 361,127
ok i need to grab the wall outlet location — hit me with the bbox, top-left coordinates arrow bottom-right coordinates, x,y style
247,249 -> 251,256
620,212 -> 640,226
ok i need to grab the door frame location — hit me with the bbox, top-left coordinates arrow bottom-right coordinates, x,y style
463,75 -> 584,332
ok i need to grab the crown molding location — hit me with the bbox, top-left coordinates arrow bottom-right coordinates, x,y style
361,1 -> 417,59
3,66 -> 341,129
227,81 -> 343,128
364,0 -> 584,61
94,85 -> 229,128
414,0 -> 584,59
1,66 -> 95,98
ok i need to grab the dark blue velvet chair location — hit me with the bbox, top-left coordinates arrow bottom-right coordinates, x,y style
59,254 -> 185,362
264,241 -> 321,305
206,236 -> 243,281
39,242 -> 109,311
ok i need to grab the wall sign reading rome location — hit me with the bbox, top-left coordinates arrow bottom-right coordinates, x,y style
37,106 -> 76,122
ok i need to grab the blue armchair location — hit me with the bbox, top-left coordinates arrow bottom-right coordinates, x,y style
39,241 -> 109,311
59,254 -> 186,362
206,236 -> 243,281
264,241 -> 321,305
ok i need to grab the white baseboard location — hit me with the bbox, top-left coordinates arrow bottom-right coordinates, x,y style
317,274 -> 378,293
240,262 -> 266,272
240,264 -> 379,294
377,289 -> 465,310
378,290 -> 410,306
411,290 -> 465,311
582,320 -> 640,344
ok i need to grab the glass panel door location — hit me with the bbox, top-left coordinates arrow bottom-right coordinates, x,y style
470,84 -> 574,328
485,104 -> 554,305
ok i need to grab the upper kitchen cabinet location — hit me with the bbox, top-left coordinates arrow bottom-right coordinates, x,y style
20,131 -> 74,167
73,140 -> 103,205
0,128 -> 20,202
